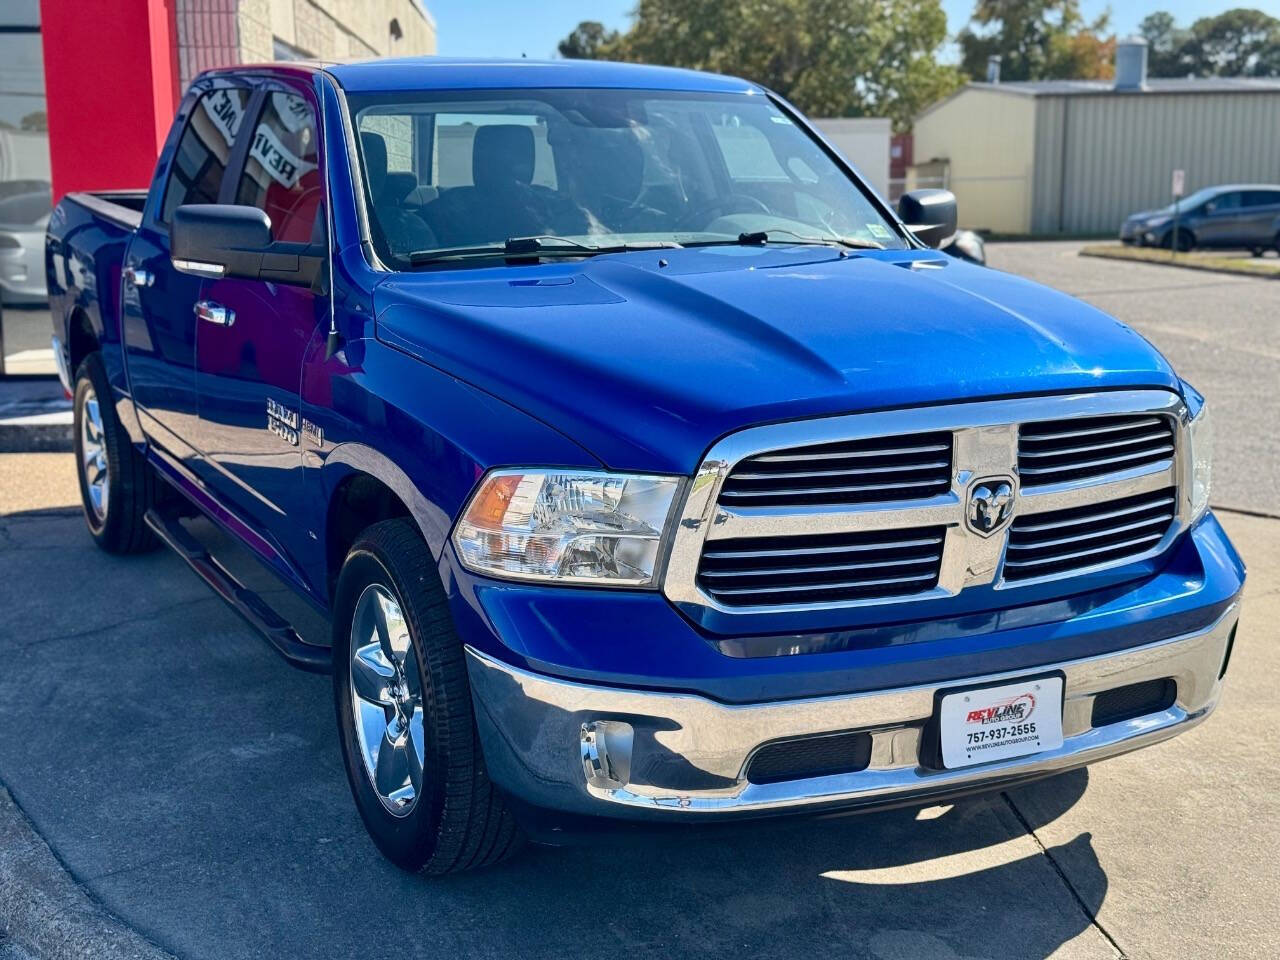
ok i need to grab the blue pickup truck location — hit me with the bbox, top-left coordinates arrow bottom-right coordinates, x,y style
47,58 -> 1242,874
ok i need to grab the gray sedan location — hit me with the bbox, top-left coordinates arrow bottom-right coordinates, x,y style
1119,184 -> 1280,255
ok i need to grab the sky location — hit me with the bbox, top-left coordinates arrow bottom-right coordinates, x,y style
424,1 -> 1269,61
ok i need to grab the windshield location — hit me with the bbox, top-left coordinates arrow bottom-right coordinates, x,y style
347,88 -> 906,266
1151,187 -> 1221,215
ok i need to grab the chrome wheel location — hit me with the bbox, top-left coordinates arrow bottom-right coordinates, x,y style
79,384 -> 109,523
349,583 -> 426,817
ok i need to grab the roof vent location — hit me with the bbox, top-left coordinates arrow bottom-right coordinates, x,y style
1114,37 -> 1148,91
986,55 -> 1001,84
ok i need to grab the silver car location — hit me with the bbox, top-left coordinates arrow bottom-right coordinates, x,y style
1119,184 -> 1280,255
0,189 -> 51,303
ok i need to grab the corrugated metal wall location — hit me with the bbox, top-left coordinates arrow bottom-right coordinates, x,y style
1031,92 -> 1280,235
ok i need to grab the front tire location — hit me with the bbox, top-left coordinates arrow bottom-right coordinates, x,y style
332,518 -> 522,873
72,352 -> 157,554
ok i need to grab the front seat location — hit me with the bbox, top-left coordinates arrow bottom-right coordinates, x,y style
360,131 -> 436,257
424,124 -> 566,246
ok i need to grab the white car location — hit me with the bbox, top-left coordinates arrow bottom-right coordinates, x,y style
0,190 -> 51,304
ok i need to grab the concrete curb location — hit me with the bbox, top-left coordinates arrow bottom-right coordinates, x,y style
0,422 -> 73,454
0,786 -> 175,960
1079,244 -> 1280,280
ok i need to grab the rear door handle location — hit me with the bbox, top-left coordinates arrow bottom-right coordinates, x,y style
194,300 -> 235,327
123,266 -> 154,288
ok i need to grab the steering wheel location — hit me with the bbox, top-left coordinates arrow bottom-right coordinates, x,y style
678,193 -> 771,230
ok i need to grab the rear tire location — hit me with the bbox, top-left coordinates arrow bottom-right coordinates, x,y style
72,352 -> 158,554
332,518 -> 523,873
1250,246 -> 1264,258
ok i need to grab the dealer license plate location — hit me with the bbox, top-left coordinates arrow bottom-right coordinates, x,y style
939,675 -> 1064,769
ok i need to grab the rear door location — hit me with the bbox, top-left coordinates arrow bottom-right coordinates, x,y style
122,81 -> 252,462
1241,190 -> 1280,246
191,77 -> 327,548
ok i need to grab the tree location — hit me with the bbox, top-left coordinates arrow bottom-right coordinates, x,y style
956,0 -> 1113,82
1139,8 -> 1280,78
557,21 -> 620,60
555,0 -> 962,131
1185,8 -> 1280,77
1139,11 -> 1192,76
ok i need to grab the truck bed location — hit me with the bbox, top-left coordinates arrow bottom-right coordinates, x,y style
62,190 -> 148,229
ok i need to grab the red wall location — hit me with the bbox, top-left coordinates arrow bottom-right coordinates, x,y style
40,0 -> 180,202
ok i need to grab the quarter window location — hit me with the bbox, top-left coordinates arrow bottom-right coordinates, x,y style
160,87 -> 249,224
235,92 -> 322,243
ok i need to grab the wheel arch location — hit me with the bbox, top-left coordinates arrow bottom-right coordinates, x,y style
320,444 -> 454,602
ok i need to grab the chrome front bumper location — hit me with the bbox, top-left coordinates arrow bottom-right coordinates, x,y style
466,603 -> 1238,819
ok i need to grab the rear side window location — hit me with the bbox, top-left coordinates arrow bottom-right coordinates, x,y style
160,87 -> 249,224
235,92 -> 321,243
1244,190 -> 1280,207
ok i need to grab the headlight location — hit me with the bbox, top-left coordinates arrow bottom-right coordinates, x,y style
452,470 -> 682,587
1187,391 -> 1213,520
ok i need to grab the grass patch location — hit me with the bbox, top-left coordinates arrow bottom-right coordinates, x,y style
1080,244 -> 1280,279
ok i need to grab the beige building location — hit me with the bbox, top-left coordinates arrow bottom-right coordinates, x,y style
912,44 -> 1280,236
176,0 -> 436,88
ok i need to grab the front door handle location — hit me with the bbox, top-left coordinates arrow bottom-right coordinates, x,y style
123,265 -> 154,288
194,300 -> 235,327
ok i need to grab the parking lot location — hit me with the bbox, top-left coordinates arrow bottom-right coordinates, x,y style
0,242 -> 1276,960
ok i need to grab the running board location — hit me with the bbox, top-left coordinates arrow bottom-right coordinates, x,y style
144,509 -> 332,673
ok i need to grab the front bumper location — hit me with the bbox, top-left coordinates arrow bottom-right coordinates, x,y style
467,602 -> 1239,820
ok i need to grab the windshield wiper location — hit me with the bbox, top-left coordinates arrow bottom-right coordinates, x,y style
681,229 -> 882,251
408,235 -> 682,265
737,228 -> 884,250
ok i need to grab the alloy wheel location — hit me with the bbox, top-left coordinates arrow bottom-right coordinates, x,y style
348,583 -> 427,817
79,384 -> 110,523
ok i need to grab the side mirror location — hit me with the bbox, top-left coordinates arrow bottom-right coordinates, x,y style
897,189 -> 958,249
171,204 -> 325,287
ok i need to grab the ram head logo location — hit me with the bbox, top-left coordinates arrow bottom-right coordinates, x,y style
966,479 -> 1016,537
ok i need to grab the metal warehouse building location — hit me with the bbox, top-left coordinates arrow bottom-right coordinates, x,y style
912,42 -> 1280,236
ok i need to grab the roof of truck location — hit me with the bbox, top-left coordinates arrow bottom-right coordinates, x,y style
325,57 -> 761,95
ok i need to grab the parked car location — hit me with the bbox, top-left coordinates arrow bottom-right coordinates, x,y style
0,188 -> 52,303
1120,184 -> 1280,255
47,60 -> 1241,874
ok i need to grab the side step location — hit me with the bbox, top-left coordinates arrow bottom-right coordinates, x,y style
144,509 -> 332,673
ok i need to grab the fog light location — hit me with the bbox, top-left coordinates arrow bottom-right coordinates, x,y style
580,720 -> 633,787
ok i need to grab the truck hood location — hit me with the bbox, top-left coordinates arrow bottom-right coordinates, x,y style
374,246 -> 1180,474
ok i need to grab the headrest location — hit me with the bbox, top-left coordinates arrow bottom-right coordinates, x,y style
384,171 -> 418,204
472,124 -> 535,189
360,131 -> 388,196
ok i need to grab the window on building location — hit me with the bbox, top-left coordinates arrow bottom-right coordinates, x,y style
160,86 -> 250,224
235,91 -> 321,243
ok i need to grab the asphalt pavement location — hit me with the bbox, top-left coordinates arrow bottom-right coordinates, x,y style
986,241 -> 1280,516
1,243 -> 1277,959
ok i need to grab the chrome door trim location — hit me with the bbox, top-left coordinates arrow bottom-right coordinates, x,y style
662,389 -> 1189,617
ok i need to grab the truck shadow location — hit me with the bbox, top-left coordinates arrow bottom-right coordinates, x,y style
442,771 -> 1101,959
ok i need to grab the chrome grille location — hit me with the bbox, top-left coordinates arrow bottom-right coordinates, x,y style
665,391 -> 1189,621
696,527 -> 945,607
717,431 -> 953,507
1018,414 -> 1175,488
1004,487 -> 1176,582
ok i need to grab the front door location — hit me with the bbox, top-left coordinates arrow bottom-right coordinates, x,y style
122,83 -> 251,462
1194,191 -> 1244,248
192,81 -> 327,564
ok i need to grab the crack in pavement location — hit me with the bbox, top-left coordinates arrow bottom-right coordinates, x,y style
1001,791 -> 1129,960
18,594 -> 223,650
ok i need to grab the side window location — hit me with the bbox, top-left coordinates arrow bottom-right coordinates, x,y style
160,87 -> 249,224
235,91 -> 321,243
1208,192 -> 1241,213
1244,190 -> 1280,207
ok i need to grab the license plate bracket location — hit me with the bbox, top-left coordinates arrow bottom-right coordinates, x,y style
933,672 -> 1065,770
